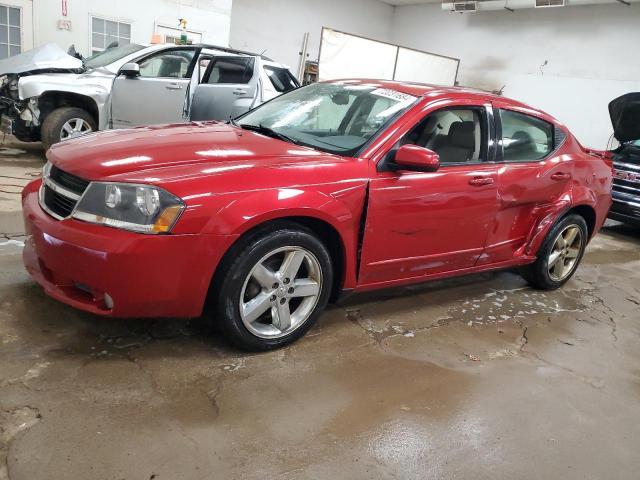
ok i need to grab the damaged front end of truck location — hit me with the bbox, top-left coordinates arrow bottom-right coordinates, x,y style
0,43 -> 84,141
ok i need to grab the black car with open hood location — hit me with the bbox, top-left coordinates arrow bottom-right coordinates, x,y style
608,93 -> 640,226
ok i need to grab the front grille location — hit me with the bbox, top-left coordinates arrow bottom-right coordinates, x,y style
40,165 -> 90,220
43,184 -> 77,217
50,165 -> 90,194
612,161 -> 640,197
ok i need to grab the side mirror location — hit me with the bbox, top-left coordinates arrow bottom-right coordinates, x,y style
119,62 -> 140,77
394,144 -> 440,172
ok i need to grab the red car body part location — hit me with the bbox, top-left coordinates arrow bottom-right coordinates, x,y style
21,80 -> 612,332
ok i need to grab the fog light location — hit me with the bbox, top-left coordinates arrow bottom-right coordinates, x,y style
104,293 -> 114,310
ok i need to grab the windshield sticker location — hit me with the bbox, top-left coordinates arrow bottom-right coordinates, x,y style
370,88 -> 416,102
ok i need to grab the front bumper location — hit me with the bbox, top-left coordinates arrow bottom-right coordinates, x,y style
22,179 -> 234,318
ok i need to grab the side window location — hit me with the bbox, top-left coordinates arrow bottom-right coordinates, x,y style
499,109 -> 554,161
138,49 -> 195,79
264,66 -> 299,93
206,57 -> 254,84
398,108 -> 486,164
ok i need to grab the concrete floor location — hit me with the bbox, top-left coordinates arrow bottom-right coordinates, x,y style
1,143 -> 640,479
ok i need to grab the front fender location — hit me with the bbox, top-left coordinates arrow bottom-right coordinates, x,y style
207,187 -> 365,290
18,75 -> 111,129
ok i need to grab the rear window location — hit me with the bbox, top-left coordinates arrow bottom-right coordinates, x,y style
205,57 -> 254,84
264,65 -> 299,93
499,109 -> 554,161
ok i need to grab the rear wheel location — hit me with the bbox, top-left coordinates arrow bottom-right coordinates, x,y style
522,214 -> 588,290
41,107 -> 96,150
213,223 -> 333,351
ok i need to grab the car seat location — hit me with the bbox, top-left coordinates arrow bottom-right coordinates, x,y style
437,121 -> 476,163
157,57 -> 184,78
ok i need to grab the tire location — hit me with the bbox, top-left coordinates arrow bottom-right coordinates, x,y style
212,222 -> 333,351
521,214 -> 588,290
41,107 -> 96,150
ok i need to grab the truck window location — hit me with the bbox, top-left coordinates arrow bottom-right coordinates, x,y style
205,57 -> 254,84
263,66 -> 299,93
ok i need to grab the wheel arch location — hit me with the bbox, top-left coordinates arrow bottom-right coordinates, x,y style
525,199 -> 598,257
562,204 -> 597,239
38,91 -> 100,126
208,216 -> 348,308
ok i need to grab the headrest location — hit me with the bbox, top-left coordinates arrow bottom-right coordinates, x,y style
509,130 -> 535,152
448,121 -> 476,150
158,57 -> 182,77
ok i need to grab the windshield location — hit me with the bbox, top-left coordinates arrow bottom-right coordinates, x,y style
237,82 -> 418,156
84,43 -> 146,69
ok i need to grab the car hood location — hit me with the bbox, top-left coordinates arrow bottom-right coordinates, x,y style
47,122 -> 351,184
609,92 -> 640,144
0,43 -> 82,75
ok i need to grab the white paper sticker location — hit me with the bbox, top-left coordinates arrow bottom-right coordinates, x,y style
370,88 -> 416,103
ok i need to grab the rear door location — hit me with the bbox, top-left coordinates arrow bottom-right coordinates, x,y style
480,103 -> 574,265
189,55 -> 259,121
110,47 -> 198,128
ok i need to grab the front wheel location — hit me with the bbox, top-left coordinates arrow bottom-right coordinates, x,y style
41,107 -> 96,150
522,214 -> 588,290
213,223 -> 333,351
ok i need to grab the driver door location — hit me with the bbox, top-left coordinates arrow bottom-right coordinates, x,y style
111,47 -> 197,128
359,104 -> 501,286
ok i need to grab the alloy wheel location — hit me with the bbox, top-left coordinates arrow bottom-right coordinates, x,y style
239,246 -> 323,339
547,224 -> 583,281
60,118 -> 93,140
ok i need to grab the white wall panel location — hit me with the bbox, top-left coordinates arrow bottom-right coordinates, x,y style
318,29 -> 459,86
391,2 -> 640,148
230,0 -> 394,70
394,47 -> 458,86
23,0 -> 232,58
318,29 -> 397,81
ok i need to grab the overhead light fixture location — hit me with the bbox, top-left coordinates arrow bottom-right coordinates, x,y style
452,1 -> 477,12
535,0 -> 565,7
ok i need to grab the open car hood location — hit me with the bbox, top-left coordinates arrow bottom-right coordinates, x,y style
609,92 -> 640,144
0,43 -> 83,75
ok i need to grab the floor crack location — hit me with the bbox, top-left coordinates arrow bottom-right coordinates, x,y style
1,405 -> 41,480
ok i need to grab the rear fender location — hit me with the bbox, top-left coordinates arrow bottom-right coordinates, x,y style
521,194 -> 571,257
522,187 -> 598,257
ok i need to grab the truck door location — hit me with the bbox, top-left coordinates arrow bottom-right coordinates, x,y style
110,47 -> 197,128
189,56 -> 259,122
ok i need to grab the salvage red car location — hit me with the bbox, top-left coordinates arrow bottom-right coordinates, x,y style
22,79 -> 613,350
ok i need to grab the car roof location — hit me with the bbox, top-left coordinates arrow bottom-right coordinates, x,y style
325,78 -> 543,115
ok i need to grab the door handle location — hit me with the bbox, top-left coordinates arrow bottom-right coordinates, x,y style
166,83 -> 183,90
233,89 -> 247,96
551,172 -> 572,181
469,176 -> 495,186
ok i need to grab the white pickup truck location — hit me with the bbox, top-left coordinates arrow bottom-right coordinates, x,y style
0,43 -> 299,149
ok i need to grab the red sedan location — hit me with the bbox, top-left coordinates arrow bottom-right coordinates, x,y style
22,80 -> 612,350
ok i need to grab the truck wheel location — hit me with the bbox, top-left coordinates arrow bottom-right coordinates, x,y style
41,107 -> 96,150
212,222 -> 333,351
521,214 -> 588,290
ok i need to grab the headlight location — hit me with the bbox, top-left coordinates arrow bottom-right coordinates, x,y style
71,183 -> 185,234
